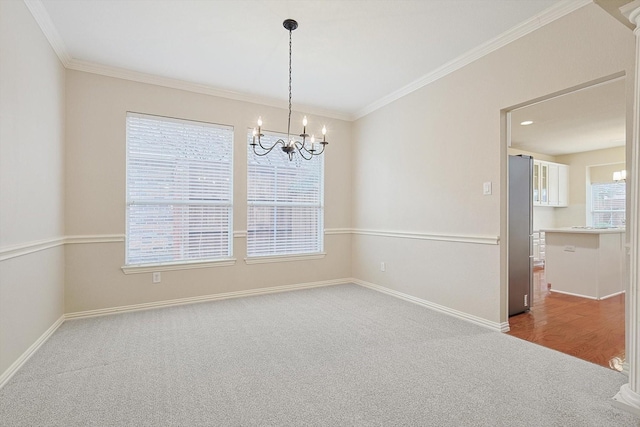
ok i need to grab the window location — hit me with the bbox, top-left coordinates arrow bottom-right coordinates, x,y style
591,181 -> 625,227
247,130 -> 324,257
126,113 -> 233,266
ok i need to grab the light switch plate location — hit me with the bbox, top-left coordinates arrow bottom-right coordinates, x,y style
483,182 -> 492,195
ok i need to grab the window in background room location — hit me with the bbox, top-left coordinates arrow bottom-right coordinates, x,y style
126,113 -> 233,265
591,182 -> 626,228
247,130 -> 324,257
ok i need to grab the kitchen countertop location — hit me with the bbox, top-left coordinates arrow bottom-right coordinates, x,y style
540,227 -> 625,234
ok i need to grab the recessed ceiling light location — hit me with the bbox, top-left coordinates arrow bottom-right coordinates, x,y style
520,120 -> 533,126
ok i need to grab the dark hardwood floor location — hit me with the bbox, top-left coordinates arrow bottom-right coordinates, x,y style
507,268 -> 625,370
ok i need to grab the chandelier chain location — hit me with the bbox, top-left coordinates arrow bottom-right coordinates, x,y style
287,27 -> 292,142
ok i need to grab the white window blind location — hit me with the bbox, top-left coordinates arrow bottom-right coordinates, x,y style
591,182 -> 625,227
247,130 -> 324,257
126,113 -> 233,265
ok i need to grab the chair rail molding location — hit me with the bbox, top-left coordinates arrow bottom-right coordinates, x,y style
0,237 -> 65,261
0,235 -> 124,261
352,228 -> 499,245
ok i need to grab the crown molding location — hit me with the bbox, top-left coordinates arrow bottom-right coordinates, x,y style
66,59 -> 354,122
25,0 -> 591,123
353,0 -> 593,120
23,0 -> 71,66
23,1 -> 352,122
620,0 -> 640,26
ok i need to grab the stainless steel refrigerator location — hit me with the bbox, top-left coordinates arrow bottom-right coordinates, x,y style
509,155 -> 533,316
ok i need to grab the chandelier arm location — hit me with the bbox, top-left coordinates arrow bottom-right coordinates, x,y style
252,138 -> 287,156
312,144 -> 327,156
251,147 -> 276,157
294,142 -> 314,161
300,140 -> 327,156
254,138 -> 268,151
255,136 -> 276,151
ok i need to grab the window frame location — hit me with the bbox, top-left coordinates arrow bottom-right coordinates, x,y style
246,129 -> 325,261
589,181 -> 626,228
123,112 -> 235,272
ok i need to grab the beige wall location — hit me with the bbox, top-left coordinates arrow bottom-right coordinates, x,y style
64,71 -> 352,313
0,1 -> 66,376
352,4 -> 635,325
555,146 -> 626,227
590,162 -> 626,183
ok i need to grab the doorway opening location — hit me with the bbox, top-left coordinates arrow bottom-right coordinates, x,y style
504,76 -> 627,370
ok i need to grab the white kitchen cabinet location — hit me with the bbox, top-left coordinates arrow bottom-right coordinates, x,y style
548,163 -> 559,205
540,162 -> 549,204
558,164 -> 568,206
533,160 -> 569,207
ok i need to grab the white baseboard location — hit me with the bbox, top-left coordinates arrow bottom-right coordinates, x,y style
65,278 -> 350,320
2,280 -> 349,389
599,290 -> 625,300
351,278 -> 507,332
613,384 -> 640,418
549,289 -> 597,299
0,315 -> 65,389
3,278 -> 502,390
550,289 -> 625,301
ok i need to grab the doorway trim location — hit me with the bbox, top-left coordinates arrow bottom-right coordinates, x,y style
501,72 -> 627,322
612,0 -> 640,417
501,72 -> 635,409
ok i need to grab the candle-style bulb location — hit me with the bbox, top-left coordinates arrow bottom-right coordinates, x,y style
257,117 -> 262,127
252,128 -> 257,137
322,126 -> 327,135
311,135 -> 315,143
303,116 -> 308,126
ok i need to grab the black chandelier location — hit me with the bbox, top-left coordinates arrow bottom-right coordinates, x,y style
251,19 -> 328,161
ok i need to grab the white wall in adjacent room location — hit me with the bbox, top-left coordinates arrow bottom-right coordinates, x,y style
555,146 -> 626,227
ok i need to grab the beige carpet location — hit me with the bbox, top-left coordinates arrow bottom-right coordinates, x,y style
0,284 -> 637,426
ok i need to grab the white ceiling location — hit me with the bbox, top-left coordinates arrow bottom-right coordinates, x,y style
510,78 -> 626,156
30,0 -> 628,155
34,0 -> 572,119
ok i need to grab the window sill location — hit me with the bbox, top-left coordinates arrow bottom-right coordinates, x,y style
244,253 -> 326,265
121,258 -> 236,274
